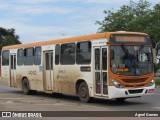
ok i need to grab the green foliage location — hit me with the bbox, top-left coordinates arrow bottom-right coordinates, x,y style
154,78 -> 160,86
96,0 -> 160,46
154,63 -> 160,71
0,27 -> 21,51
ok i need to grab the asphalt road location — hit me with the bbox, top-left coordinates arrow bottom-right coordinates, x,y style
0,83 -> 160,120
0,83 -> 160,111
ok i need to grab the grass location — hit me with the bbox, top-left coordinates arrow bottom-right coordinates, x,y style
154,78 -> 160,86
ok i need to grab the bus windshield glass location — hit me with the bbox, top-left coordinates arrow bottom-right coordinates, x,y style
110,45 -> 153,76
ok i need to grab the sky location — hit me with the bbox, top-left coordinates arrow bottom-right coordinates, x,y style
0,0 -> 160,43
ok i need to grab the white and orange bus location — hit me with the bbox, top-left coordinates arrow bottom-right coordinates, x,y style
0,32 -> 155,102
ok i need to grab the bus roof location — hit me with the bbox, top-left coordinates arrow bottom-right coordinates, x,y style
2,32 -> 148,50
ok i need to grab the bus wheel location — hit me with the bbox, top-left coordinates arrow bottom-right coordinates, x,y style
78,82 -> 91,103
22,78 -> 37,95
30,90 -> 37,95
116,98 -> 126,103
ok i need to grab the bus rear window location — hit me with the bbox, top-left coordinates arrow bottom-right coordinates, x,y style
2,50 -> 9,66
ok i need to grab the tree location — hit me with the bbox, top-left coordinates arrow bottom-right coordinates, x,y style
0,27 -> 21,53
96,0 -> 160,47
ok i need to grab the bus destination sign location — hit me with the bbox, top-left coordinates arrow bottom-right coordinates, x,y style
110,34 -> 151,44
115,36 -> 145,42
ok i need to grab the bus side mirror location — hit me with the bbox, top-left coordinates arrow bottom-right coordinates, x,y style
111,49 -> 114,60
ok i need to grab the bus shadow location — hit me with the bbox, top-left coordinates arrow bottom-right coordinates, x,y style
6,89 -> 147,107
37,92 -> 146,106
91,98 -> 146,106
40,92 -> 148,107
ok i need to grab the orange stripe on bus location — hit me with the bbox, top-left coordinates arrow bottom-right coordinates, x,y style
2,32 -> 148,50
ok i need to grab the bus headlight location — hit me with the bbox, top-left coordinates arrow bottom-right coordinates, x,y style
111,79 -> 123,88
147,79 -> 155,87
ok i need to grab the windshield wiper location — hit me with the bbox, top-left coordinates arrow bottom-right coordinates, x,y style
139,44 -> 145,53
121,44 -> 135,58
121,44 -> 129,57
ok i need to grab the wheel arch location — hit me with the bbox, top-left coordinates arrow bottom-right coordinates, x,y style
75,79 -> 89,95
21,76 -> 30,88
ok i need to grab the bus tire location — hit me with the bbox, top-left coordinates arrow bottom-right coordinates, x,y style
78,82 -> 91,103
22,78 -> 36,95
30,90 -> 37,95
116,98 -> 126,103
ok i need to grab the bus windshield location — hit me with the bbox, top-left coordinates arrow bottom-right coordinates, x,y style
110,45 -> 153,76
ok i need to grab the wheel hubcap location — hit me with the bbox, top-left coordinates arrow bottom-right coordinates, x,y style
23,82 -> 27,92
80,86 -> 87,98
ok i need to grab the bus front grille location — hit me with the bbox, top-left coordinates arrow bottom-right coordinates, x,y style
128,89 -> 143,94
122,78 -> 148,83
125,84 -> 145,88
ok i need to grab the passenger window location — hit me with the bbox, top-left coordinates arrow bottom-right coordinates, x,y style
55,44 -> 60,65
45,53 -> 50,70
17,49 -> 24,65
95,48 -> 100,70
24,48 -> 34,65
2,50 -> 9,66
102,48 -> 107,70
76,41 -> 91,64
60,43 -> 75,65
34,47 -> 41,65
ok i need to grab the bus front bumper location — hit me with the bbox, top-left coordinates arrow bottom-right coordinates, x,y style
108,84 -> 155,99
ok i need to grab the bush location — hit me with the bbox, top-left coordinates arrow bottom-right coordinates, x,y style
154,63 -> 160,72
155,78 -> 160,86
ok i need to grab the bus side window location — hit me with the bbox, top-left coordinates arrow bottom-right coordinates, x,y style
55,44 -> 60,65
76,41 -> 91,64
24,48 -> 34,65
34,47 -> 41,65
60,43 -> 75,65
17,49 -> 24,65
2,50 -> 9,66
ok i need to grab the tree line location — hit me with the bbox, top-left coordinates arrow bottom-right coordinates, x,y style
0,27 -> 21,54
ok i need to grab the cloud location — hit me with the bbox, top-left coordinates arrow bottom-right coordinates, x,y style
0,0 -> 159,44
0,15 -> 99,43
12,6 -> 73,15
0,0 -> 73,15
81,0 -> 155,4
17,0 -> 58,4
0,0 -> 128,43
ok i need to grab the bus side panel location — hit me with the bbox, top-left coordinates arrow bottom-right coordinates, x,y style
53,64 -> 94,96
52,39 -> 108,97
74,68 -> 94,97
53,65 -> 79,95
16,66 -> 23,88
1,66 -> 10,87
16,66 -> 44,91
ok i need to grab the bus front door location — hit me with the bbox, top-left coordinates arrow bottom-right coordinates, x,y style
10,54 -> 16,87
44,51 -> 53,90
94,47 -> 108,96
